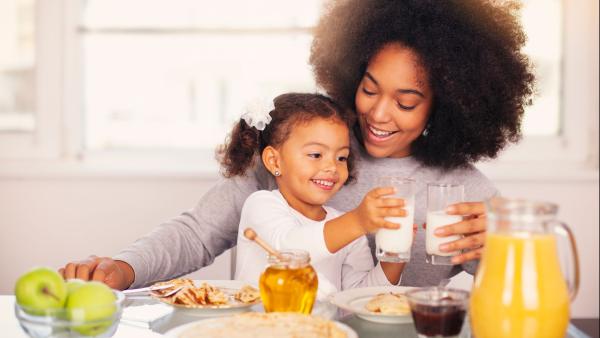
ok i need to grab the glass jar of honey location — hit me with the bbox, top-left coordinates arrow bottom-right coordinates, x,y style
259,249 -> 318,314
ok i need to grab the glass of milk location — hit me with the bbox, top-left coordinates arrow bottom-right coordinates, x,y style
375,177 -> 415,263
426,183 -> 464,265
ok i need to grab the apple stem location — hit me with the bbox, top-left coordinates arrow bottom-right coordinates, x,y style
42,286 -> 60,301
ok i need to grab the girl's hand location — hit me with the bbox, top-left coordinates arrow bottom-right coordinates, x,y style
58,255 -> 134,290
434,202 -> 487,264
352,187 -> 406,233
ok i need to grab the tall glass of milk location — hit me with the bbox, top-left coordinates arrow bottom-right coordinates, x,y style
375,177 -> 415,263
426,183 -> 464,265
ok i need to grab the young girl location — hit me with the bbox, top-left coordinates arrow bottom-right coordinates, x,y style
218,93 -> 406,297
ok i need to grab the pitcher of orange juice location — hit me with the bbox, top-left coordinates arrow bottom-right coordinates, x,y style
470,197 -> 580,338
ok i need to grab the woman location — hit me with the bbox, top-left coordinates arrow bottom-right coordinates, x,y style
60,0 -> 534,289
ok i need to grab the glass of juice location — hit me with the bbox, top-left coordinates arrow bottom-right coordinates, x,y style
258,249 -> 318,314
375,177 -> 415,263
425,183 -> 464,265
406,287 -> 469,338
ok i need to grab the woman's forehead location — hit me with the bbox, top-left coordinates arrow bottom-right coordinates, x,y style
367,43 -> 430,91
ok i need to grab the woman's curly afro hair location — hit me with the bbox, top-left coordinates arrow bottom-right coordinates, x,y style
310,0 -> 536,169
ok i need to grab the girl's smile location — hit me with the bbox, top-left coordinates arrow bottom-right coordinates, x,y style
310,178 -> 338,191
270,117 -> 350,220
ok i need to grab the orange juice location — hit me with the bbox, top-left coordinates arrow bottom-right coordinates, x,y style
470,233 -> 569,338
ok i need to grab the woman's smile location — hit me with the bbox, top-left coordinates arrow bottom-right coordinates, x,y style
365,123 -> 399,141
355,43 -> 433,158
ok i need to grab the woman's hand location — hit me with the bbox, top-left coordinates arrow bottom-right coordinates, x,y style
352,187 -> 406,234
58,255 -> 135,290
434,202 -> 487,264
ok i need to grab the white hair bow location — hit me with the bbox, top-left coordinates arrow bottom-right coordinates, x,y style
241,97 -> 275,131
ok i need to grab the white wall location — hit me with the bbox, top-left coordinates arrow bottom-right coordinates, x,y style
0,172 -> 598,317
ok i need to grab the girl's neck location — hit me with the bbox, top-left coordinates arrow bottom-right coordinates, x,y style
277,189 -> 327,221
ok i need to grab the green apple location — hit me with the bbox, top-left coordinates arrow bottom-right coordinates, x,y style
66,281 -> 117,336
65,279 -> 85,295
14,267 -> 67,316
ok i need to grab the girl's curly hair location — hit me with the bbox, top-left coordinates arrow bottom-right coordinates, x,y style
310,0 -> 536,169
217,93 -> 356,183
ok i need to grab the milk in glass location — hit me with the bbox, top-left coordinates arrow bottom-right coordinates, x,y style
376,203 -> 415,253
425,210 -> 462,256
426,183 -> 464,265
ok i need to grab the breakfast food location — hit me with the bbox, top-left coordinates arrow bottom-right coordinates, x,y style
151,279 -> 259,307
178,312 -> 347,338
365,292 -> 410,315
234,284 -> 261,304
172,283 -> 229,306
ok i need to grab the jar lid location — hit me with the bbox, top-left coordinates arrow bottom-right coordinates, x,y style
267,249 -> 311,269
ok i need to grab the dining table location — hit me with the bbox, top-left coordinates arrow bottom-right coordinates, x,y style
0,295 -> 594,338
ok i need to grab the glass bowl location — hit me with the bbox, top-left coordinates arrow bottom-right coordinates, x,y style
405,287 -> 469,338
14,290 -> 125,338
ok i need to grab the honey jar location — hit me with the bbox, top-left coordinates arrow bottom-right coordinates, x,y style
259,249 -> 318,314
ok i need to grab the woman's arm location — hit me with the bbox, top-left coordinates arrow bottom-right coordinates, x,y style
114,172 -> 272,288
59,165 -> 273,289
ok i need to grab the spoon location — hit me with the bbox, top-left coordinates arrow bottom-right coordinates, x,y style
243,228 -> 285,261
123,284 -> 183,298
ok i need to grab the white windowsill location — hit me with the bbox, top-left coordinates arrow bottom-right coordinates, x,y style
0,155 -> 597,182
0,149 -> 222,180
477,161 -> 599,183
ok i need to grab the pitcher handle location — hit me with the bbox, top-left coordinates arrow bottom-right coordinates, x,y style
552,221 -> 580,301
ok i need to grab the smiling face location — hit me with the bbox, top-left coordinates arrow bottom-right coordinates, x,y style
264,117 -> 350,219
355,43 -> 434,158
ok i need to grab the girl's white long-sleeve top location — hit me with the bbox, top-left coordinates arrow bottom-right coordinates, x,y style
234,190 -> 392,299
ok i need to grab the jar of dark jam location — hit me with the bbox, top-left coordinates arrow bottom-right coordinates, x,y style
405,287 -> 469,338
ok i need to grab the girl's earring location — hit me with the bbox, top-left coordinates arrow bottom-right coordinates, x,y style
422,126 -> 430,137
274,170 -> 281,177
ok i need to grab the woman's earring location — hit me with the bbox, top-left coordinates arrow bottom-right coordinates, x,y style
422,126 -> 430,137
274,170 -> 281,177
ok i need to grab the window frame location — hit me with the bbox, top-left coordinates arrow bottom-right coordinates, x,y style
478,0 -> 598,175
0,0 -> 63,160
0,0 -> 597,179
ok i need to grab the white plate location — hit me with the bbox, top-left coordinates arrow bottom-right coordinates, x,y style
164,316 -> 358,338
329,286 -> 415,324
152,280 -> 260,317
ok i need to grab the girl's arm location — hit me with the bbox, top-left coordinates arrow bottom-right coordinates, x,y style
238,191 -> 337,264
324,187 -> 405,253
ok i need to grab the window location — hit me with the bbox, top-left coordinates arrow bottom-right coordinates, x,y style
80,0 -> 321,151
520,0 -> 562,136
78,0 -> 564,151
0,0 -> 596,172
0,0 -> 35,132
0,0 -> 62,160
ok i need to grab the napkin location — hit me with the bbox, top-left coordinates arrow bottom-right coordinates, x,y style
113,324 -> 165,338
121,303 -> 173,329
